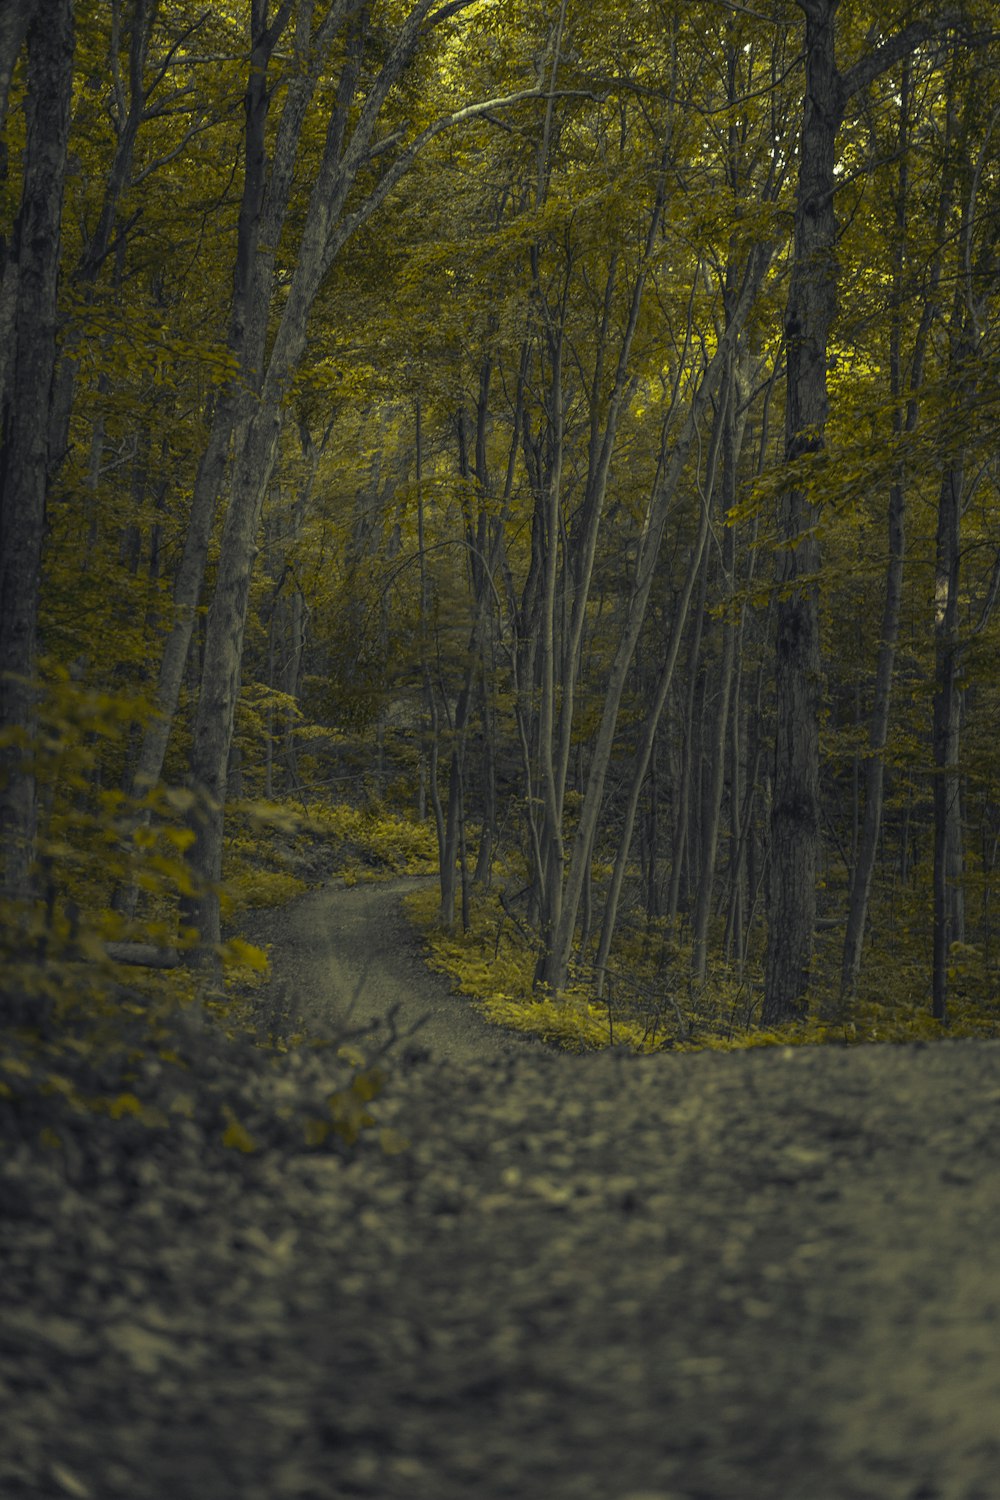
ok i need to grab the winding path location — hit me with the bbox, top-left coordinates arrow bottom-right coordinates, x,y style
5,881 -> 1000,1499
228,879 -> 1000,1500
244,875 -> 536,1062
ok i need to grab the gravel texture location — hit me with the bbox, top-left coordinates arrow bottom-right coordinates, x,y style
3,879 -> 1000,1500
242,875 -> 542,1061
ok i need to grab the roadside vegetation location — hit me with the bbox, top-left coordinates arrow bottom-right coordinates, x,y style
407,868 -> 1000,1056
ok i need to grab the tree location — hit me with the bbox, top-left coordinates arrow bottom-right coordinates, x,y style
180,0 -> 554,948
764,0 -> 969,1024
0,0 -> 74,898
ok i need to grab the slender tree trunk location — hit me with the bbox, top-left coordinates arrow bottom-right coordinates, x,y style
692,619 -> 736,981
414,401 -> 447,913
541,248 -> 771,993
47,0 -> 162,471
840,60 -> 947,1005
121,0 -> 312,816
447,372 -> 503,911
929,86 -> 996,1019
764,0 -> 964,1022
668,562 -> 709,931
723,654 -> 746,971
128,408 -> 238,796
474,678 -> 497,885
593,380 -> 722,996
645,732 -> 661,920
183,401 -> 286,946
932,459 -> 963,1024
692,356 -> 742,982
534,334 -> 566,970
181,0 -> 505,948
264,600 -> 276,800
0,0 -> 73,899
279,420 -> 325,797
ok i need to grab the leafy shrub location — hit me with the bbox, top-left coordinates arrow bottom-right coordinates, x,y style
307,800 -> 437,875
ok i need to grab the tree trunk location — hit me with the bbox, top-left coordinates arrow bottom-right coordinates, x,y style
763,0 -> 841,1023
932,459 -> 963,1024
473,677 -> 497,886
121,0 -> 313,821
764,0 -> 965,1022
0,0 -> 73,899
840,60 -> 949,1006
541,246 -> 771,993
183,402 -> 286,946
411,398 -> 449,923
667,561 -> 709,932
593,381 -> 721,996
692,355 -> 742,982
180,0 -> 506,949
723,656 -> 747,972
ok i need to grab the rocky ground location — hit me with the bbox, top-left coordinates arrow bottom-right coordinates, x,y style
3,879 -> 1000,1500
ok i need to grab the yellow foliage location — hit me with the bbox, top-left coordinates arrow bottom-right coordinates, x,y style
307,801 -> 437,875
218,937 -> 270,974
336,1044 -> 367,1067
107,1092 -> 143,1120
223,868 -> 307,913
328,1067 -> 384,1144
405,881 -> 973,1055
221,1109 -> 258,1153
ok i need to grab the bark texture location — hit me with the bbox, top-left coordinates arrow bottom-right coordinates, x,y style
0,0 -> 73,897
763,0 -> 841,1023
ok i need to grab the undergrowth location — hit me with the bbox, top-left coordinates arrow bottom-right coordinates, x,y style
406,879 -> 1000,1053
1,777 -> 430,1175
223,795 -> 436,913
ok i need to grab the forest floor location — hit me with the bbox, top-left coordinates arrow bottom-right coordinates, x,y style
239,875 -> 544,1065
4,875 -> 1000,1500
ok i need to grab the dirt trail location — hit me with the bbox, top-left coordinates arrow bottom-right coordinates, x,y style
236,880 -> 1000,1500
4,880 -> 1000,1499
244,875 -> 537,1061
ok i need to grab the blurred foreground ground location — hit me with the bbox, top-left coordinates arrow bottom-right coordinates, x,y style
3,881 -> 999,1500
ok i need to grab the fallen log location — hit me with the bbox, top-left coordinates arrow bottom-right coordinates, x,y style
105,942 -> 181,969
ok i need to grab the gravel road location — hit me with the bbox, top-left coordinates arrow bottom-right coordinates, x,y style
233,878 -> 1000,1500
5,879 -> 1000,1500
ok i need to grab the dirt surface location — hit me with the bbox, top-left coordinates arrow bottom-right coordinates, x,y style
4,878 -> 1000,1500
242,876 -> 540,1062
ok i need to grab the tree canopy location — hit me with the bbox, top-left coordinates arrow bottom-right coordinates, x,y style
3,0 -> 1000,1044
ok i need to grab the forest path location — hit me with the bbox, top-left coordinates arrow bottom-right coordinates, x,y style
242,874 -> 540,1062
232,881 -> 1000,1499
6,883 -> 1000,1500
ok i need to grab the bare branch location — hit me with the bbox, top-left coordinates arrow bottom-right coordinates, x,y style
330,88 -> 601,262
843,15 -> 966,101
426,0 -> 481,27
143,8 -> 212,102
131,114 -> 217,186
